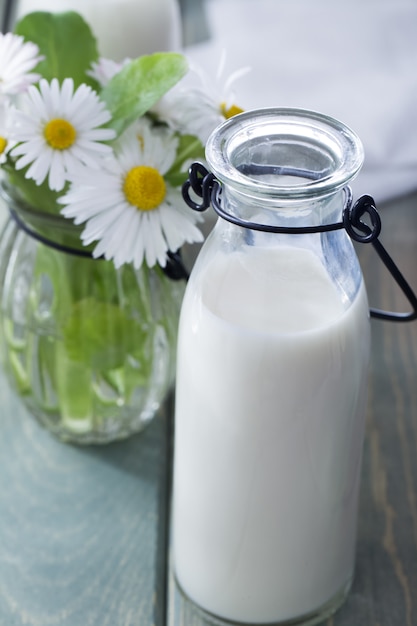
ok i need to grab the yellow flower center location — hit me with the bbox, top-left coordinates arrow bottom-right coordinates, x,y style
123,165 -> 166,211
0,136 -> 7,154
44,118 -> 77,150
220,102 -> 244,119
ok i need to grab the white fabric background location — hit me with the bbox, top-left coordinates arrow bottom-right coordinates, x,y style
185,0 -> 417,203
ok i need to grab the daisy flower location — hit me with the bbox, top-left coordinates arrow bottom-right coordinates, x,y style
153,51 -> 250,144
0,32 -> 43,97
9,78 -> 116,192
87,57 -> 131,87
59,119 -> 203,269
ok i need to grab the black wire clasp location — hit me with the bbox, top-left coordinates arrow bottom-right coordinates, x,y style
8,205 -> 189,281
182,162 -> 417,322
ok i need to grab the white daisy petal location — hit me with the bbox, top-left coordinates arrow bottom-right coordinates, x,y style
131,218 -> 146,269
25,86 -> 48,120
48,150 -> 66,191
61,148 -> 84,174
65,146 -> 100,170
75,137 -> 114,153
113,208 -> 142,267
59,77 -> 75,115
91,242 -> 107,261
67,83 -> 93,116
149,210 -> 172,267
25,152 -> 51,186
11,136 -> 45,156
91,212 -> 128,261
158,209 -> 184,250
87,57 -> 131,87
0,33 -> 43,96
141,214 -> 157,267
81,206 -> 124,243
142,212 -> 169,268
39,78 -> 58,117
97,208 -> 134,261
78,128 -> 116,142
15,150 -> 41,170
62,192 -> 123,223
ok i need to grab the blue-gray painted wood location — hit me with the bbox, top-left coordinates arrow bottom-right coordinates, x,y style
0,372 -> 170,626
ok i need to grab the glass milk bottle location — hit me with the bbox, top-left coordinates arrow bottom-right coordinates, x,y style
172,108 -> 371,626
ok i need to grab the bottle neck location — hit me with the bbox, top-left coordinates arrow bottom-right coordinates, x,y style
221,185 -> 346,232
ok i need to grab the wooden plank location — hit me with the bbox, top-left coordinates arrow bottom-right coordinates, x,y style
340,193 -> 417,626
0,373 -> 171,626
167,192 -> 417,625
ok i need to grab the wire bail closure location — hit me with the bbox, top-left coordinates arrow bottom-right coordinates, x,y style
7,205 -> 189,281
182,161 -> 417,322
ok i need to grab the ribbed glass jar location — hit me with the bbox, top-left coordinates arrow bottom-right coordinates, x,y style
0,184 -> 184,444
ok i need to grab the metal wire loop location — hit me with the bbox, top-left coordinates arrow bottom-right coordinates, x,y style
182,161 -> 417,322
8,206 -> 188,281
9,205 -> 95,259
182,162 -> 216,212
342,194 -> 382,243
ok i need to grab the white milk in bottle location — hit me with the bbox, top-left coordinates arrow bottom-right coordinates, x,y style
172,108 -> 371,625
173,245 -> 370,624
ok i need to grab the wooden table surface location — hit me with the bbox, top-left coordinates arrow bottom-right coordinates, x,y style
1,191 -> 417,626
0,373 -> 173,625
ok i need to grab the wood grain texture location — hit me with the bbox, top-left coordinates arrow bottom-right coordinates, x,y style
167,192 -> 417,626
0,374 -> 171,626
339,192 -> 417,626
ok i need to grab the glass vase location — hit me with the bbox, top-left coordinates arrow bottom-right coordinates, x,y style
0,184 -> 185,444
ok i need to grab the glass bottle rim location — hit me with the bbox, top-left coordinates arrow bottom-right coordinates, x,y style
205,107 -> 364,200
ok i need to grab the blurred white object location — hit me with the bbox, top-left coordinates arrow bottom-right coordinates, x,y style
14,0 -> 182,60
185,0 -> 417,203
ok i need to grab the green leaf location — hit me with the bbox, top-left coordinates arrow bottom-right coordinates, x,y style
63,298 -> 125,369
55,348 -> 94,423
3,162 -> 63,214
14,11 -> 99,88
63,298 -> 148,371
101,52 -> 188,136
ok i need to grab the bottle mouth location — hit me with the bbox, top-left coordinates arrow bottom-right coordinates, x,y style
205,107 -> 364,200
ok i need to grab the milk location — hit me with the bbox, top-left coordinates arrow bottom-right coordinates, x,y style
172,244 -> 370,624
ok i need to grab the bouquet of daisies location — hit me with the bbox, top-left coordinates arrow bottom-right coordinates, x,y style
0,10 -> 246,442
0,10 -> 245,269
